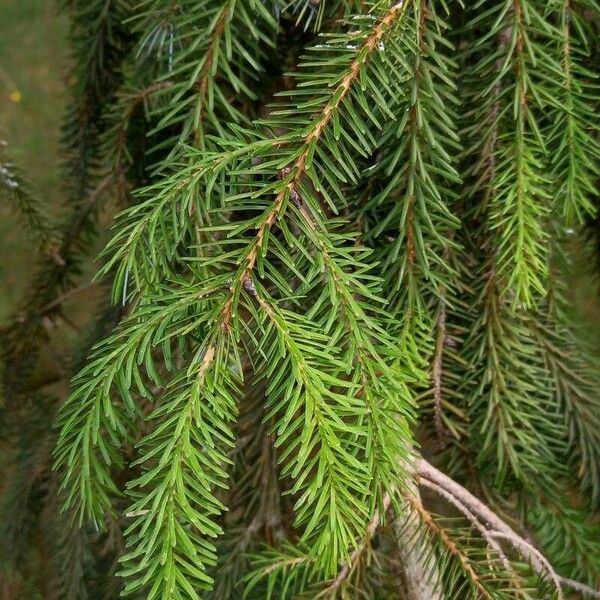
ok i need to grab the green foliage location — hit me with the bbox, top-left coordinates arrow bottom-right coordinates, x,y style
1,0 -> 600,598
130,0 -> 277,152
546,0 -> 600,226
529,491 -> 600,587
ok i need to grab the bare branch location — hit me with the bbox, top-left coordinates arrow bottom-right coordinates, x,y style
489,531 -> 563,599
415,458 -> 600,599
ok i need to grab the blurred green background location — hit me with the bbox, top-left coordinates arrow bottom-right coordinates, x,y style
0,0 -> 67,318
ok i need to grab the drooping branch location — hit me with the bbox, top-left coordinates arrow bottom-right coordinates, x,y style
323,456 -> 600,599
0,145 -> 57,251
192,0 -> 235,147
187,0 -> 414,398
414,458 -> 600,599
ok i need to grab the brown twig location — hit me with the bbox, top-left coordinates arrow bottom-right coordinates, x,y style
204,1 -> 411,370
418,478 -> 523,592
405,491 -> 494,599
35,281 -> 98,315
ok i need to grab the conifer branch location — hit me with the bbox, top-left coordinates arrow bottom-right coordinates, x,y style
464,259 -> 562,485
4,0 -> 592,596
529,489 -> 600,587
534,311 -> 600,502
323,493 -> 391,594
0,146 -> 57,252
548,0 -> 600,225
192,0 -> 235,147
464,0 -> 558,307
418,477 -> 518,580
133,0 -> 276,152
415,458 -> 600,599
404,491 -> 494,599
63,2 -> 421,588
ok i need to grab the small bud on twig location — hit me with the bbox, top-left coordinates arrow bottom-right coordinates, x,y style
242,275 -> 257,297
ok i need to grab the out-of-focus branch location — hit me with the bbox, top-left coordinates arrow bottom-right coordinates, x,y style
393,478 -> 445,600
